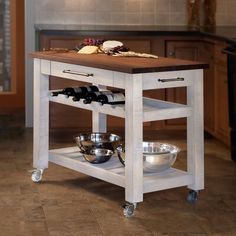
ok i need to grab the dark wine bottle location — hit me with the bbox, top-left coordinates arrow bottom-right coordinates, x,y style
97,91 -> 125,105
51,85 -> 99,99
70,85 -> 99,101
83,90 -> 113,104
50,90 -> 65,97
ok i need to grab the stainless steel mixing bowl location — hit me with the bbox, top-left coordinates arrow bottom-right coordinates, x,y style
117,141 -> 180,172
75,133 -> 122,164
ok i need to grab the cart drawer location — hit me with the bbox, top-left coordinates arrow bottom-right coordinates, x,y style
142,70 -> 195,90
50,61 -> 114,86
112,70 -> 196,90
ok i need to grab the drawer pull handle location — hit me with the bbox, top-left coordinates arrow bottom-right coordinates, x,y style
158,77 -> 184,83
62,70 -> 94,77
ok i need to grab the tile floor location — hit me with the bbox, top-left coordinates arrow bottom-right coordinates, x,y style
0,113 -> 236,236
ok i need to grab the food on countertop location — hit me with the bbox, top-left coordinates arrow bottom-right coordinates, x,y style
102,40 -> 123,53
107,45 -> 130,55
47,48 -> 69,52
78,45 -> 99,54
74,37 -> 158,58
112,51 -> 158,59
82,38 -> 105,46
75,38 -> 105,51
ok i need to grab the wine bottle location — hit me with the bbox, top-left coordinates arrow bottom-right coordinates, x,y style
50,90 -> 65,97
50,85 -> 99,98
83,90 -> 113,104
97,91 -> 125,105
72,85 -> 99,101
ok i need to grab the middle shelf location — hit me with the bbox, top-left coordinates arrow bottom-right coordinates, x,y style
49,95 -> 192,122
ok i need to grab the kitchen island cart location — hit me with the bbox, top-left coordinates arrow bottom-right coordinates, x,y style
30,51 -> 207,217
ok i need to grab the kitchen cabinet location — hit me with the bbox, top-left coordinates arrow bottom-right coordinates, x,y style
30,50 -> 206,216
199,42 -> 215,135
165,39 -> 216,137
165,40 -> 203,127
214,42 -> 230,145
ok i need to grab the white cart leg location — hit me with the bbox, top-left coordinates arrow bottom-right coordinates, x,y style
92,112 -> 107,133
92,84 -> 107,133
187,69 -> 204,191
33,59 -> 49,176
125,74 -> 143,204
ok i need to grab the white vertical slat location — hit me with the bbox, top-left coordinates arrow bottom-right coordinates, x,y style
33,58 -> 49,169
125,74 -> 143,203
187,69 -> 204,190
92,84 -> 107,133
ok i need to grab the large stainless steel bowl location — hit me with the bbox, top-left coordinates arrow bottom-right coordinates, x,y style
117,141 -> 180,172
75,133 -> 121,164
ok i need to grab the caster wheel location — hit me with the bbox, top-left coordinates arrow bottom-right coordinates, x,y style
31,169 -> 43,183
123,202 -> 136,218
187,190 -> 199,204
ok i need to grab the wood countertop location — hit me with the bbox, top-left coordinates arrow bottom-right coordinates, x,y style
30,51 -> 208,74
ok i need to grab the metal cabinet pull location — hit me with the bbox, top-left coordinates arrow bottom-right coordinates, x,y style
62,69 -> 94,77
158,77 -> 184,83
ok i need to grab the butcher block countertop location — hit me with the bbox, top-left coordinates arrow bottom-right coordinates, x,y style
30,51 -> 208,74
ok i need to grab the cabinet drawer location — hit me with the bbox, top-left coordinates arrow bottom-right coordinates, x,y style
142,70 -> 194,90
50,61 -> 114,87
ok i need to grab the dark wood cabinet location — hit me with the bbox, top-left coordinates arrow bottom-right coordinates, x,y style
165,40 -> 204,127
214,42 -> 230,145
198,41 -> 215,135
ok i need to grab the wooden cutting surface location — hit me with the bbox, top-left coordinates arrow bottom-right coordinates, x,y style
30,50 -> 208,74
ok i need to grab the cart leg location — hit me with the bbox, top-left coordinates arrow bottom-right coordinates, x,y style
92,112 -> 107,133
187,69 -> 204,193
92,85 -> 107,133
124,74 -> 143,206
33,59 -> 49,176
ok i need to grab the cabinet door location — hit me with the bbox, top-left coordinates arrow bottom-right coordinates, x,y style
215,64 -> 230,146
214,42 -> 230,146
165,40 -> 203,126
199,42 -> 215,135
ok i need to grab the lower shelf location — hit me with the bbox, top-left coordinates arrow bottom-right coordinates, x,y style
49,147 -> 194,194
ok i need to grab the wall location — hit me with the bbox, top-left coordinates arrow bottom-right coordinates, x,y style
34,0 -> 236,26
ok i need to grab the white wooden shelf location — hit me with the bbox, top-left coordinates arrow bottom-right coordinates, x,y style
49,147 -> 193,194
49,94 -> 192,122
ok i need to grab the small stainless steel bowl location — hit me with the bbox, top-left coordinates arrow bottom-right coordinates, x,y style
80,148 -> 114,164
117,141 -> 180,172
75,132 -> 122,164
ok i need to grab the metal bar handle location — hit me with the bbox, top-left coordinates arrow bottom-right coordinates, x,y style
222,48 -> 236,56
63,69 -> 94,77
158,77 -> 184,83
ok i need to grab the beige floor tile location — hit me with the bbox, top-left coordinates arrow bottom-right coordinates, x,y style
0,116 -> 236,235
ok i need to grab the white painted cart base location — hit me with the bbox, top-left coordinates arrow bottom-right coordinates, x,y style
31,57 -> 204,217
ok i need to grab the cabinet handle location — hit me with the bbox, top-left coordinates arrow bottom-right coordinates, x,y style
62,69 -> 94,77
158,77 -> 184,83
168,51 -> 175,57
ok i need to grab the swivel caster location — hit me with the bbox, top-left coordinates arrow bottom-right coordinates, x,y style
187,190 -> 199,204
31,169 -> 44,183
123,202 -> 136,218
